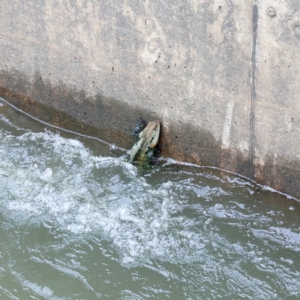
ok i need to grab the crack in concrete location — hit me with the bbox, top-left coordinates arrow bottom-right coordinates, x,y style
249,1 -> 258,179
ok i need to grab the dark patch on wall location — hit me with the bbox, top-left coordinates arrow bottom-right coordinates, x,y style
0,70 -> 156,149
160,120 -> 249,177
0,69 -> 299,199
0,87 -> 130,149
0,69 -> 250,175
255,155 -> 300,198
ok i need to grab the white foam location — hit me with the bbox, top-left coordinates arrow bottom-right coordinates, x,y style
1,124 -> 299,271
41,168 -> 53,179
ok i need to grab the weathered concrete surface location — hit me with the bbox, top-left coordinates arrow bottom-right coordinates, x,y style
253,0 -> 300,197
0,0 -> 299,198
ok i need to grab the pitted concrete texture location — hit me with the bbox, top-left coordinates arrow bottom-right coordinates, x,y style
253,1 -> 300,196
0,0 -> 299,198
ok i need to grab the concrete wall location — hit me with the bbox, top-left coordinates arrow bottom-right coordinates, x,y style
0,0 -> 299,199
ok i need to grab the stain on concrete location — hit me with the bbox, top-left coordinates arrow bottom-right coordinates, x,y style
0,69 -> 250,174
1,69 -> 300,198
255,155 -> 300,198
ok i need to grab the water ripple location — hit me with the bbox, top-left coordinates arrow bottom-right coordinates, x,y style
1,107 -> 300,299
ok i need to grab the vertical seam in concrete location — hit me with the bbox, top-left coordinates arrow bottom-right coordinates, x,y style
249,1 -> 258,179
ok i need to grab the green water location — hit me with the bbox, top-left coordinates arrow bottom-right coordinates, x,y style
0,99 -> 300,300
